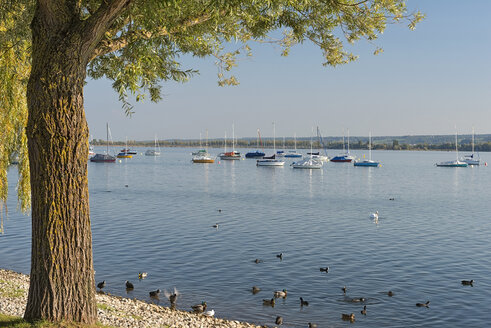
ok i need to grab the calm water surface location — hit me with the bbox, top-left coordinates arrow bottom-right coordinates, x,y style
2,148 -> 490,327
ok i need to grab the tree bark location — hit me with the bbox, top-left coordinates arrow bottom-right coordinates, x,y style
24,7 -> 96,324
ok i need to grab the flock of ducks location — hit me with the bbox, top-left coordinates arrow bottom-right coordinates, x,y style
96,272 -> 215,317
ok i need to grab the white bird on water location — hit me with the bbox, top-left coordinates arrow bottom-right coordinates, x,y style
203,309 -> 215,317
370,211 -> 379,220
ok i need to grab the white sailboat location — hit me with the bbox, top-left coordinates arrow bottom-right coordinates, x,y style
90,123 -> 116,162
192,130 -> 215,163
291,130 -> 323,169
436,130 -> 468,167
145,135 -> 161,156
461,127 -> 480,165
257,122 -> 285,166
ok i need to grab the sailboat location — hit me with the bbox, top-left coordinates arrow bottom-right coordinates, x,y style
284,133 -> 303,158
461,127 -> 480,165
219,124 -> 241,160
90,123 -> 116,162
145,135 -> 161,156
256,122 -> 286,166
117,137 -> 133,158
354,132 -> 380,167
308,127 -> 329,161
276,137 -> 286,157
331,129 -> 355,162
245,129 -> 265,158
436,130 -> 468,167
192,130 -> 215,163
291,130 -> 323,169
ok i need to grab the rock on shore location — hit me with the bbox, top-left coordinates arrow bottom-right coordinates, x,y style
0,269 -> 262,328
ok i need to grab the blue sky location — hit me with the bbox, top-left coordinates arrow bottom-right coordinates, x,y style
84,0 -> 491,141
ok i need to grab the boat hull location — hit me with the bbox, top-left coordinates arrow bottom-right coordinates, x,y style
245,151 -> 265,158
193,158 -> 215,163
354,161 -> 379,167
257,159 -> 285,166
90,154 -> 116,163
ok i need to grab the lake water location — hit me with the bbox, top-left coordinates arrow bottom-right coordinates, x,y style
2,148 -> 491,327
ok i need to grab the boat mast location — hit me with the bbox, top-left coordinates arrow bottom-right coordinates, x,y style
347,129 -> 350,154
205,129 -> 209,152
472,127 -> 475,154
369,132 -> 372,161
224,131 -> 227,153
257,129 -> 260,148
294,132 -> 297,151
106,122 -> 109,154
273,122 -> 276,153
455,130 -> 459,161
232,123 -> 235,153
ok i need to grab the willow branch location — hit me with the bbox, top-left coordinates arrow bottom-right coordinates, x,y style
90,11 -> 216,61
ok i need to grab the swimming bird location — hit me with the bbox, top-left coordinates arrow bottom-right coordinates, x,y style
149,289 -> 160,298
300,297 -> 309,306
461,280 -> 474,286
203,309 -> 215,317
262,298 -> 275,307
350,297 -> 366,303
97,280 -> 106,290
276,253 -> 283,260
274,289 -> 287,298
341,286 -> 347,294
389,197 -> 395,201
218,209 -> 222,213
319,267 -> 329,273
341,313 -> 355,322
254,259 -> 263,264
308,323 -> 317,328
252,286 -> 261,294
361,305 -> 367,315
191,301 -> 207,313
370,211 -> 379,220
275,316 -> 283,325
138,272 -> 148,279
164,287 -> 179,305
212,223 -> 219,228
125,281 -> 134,290
416,301 -> 430,307
387,291 -> 394,297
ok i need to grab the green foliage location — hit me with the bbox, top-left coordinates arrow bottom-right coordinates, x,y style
0,313 -> 110,327
0,1 -> 32,223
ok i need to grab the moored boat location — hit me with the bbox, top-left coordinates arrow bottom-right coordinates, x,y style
257,122 -> 285,167
436,130 -> 468,168
354,132 -> 380,167
90,123 -> 116,163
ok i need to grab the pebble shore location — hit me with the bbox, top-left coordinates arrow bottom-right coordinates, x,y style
0,269 -> 263,328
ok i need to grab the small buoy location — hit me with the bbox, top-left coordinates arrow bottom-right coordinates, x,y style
485,162 -> 488,166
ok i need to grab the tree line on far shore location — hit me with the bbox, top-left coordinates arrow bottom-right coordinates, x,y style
92,135 -> 491,152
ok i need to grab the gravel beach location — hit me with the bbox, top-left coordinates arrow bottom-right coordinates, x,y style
0,269 -> 263,328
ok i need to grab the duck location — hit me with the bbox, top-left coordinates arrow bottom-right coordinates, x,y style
191,301 -> 207,313
262,298 -> 275,307
97,280 -> 106,290
164,287 -> 179,305
149,289 -> 160,298
341,313 -> 355,322
203,309 -> 215,317
218,209 -> 222,213
300,297 -> 309,306
308,323 -> 317,328
387,290 -> 394,297
212,223 -> 219,228
125,281 -> 134,290
275,316 -> 283,325
254,259 -> 263,264
274,289 -> 287,298
416,301 -> 430,307
319,267 -> 329,273
389,197 -> 395,201
252,286 -> 261,294
370,211 -> 379,220
138,272 -> 148,279
461,280 -> 474,286
276,253 -> 283,260
350,297 -> 365,303
361,305 -> 367,315
341,286 -> 347,294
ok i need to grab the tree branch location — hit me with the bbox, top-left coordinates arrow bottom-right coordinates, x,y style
90,11 -> 216,61
81,0 -> 133,59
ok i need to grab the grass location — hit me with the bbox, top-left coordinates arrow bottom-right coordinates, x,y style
0,280 -> 26,298
0,313 -> 111,328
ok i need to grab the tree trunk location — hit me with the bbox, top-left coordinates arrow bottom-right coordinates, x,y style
24,9 -> 96,324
